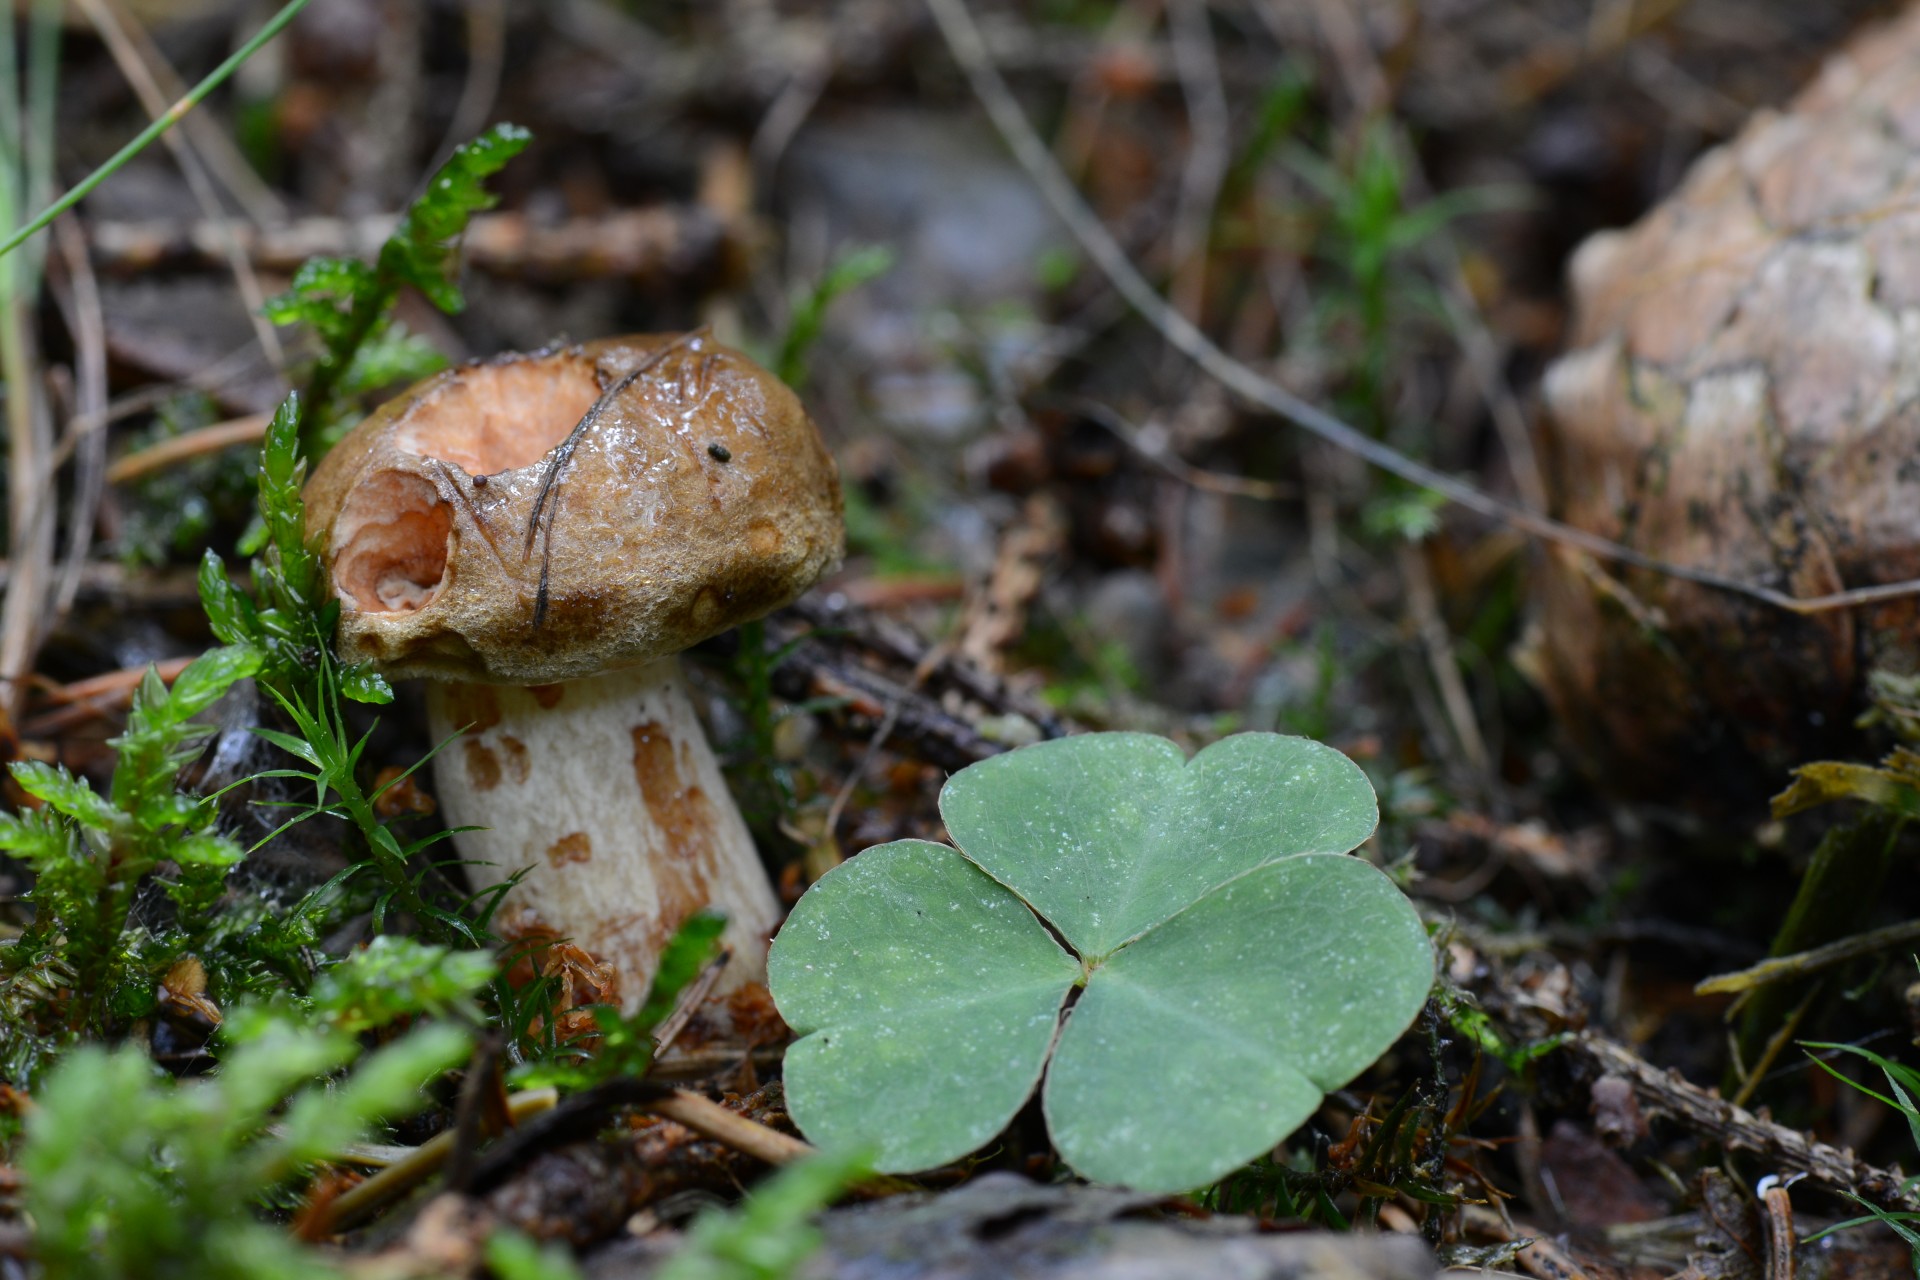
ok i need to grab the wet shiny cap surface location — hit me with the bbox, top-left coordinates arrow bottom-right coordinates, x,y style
303,333 -> 845,683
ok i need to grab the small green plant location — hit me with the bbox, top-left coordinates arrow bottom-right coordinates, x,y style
0,643 -> 261,1080
199,393 -> 386,702
657,1147 -> 872,1280
20,939 -> 485,1279
304,933 -> 494,1032
772,244 -> 896,389
1440,989 -> 1561,1076
264,121 -> 532,458
1800,1041 -> 1920,1273
241,652 -> 481,935
1362,487 -> 1447,544
113,393 -> 260,568
486,1229 -> 589,1280
198,123 -> 538,953
1286,122 -> 1517,442
768,732 -> 1434,1192
512,912 -> 725,1090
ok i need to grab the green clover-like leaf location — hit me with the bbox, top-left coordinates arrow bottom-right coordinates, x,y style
941,732 -> 1380,957
773,841 -> 1080,1173
1042,853 -> 1434,1189
768,732 -> 1434,1192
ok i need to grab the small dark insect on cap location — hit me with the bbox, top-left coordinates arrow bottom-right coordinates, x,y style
305,333 -> 845,684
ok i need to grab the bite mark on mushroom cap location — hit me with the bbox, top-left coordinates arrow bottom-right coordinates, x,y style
304,334 -> 845,684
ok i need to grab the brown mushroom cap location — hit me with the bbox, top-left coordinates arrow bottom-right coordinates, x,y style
304,333 -> 844,683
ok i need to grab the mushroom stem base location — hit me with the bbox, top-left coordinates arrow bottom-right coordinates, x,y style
427,656 -> 781,1012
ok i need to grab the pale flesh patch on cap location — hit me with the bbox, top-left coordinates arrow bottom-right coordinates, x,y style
328,356 -> 604,618
393,357 -> 603,476
303,335 -> 845,684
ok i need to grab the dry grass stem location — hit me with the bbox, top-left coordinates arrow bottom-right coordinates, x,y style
74,0 -> 285,370
925,0 -> 1920,619
105,412 -> 272,485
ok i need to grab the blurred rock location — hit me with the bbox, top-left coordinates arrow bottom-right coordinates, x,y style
588,1173 -> 1438,1280
1081,569 -> 1171,689
1533,5 -> 1920,801
779,110 -> 1067,441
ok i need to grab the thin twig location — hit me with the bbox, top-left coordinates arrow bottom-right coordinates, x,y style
105,413 -> 272,486
35,655 -> 195,709
0,560 -> 201,610
923,0 -> 1920,619
96,0 -> 287,224
0,281 -> 54,730
824,698 -> 904,845
651,949 -> 732,1059
87,208 -> 728,284
1167,0 -> 1230,324
1302,0 -> 1391,115
650,1046 -> 785,1080
26,671 -> 196,738
461,1078 -> 813,1206
1071,399 -> 1297,500
751,51 -> 831,188
315,1087 -> 558,1236
1399,541 -> 1494,797
76,0 -> 286,371
363,0 -> 423,208
0,0 -> 311,262
1566,1030 -> 1917,1209
1433,263 -> 1549,516
1729,984 -> 1818,1110
441,1036 -> 510,1195
649,1089 -> 814,1166
65,341 -> 264,441
818,580 -> 993,844
1697,920 -> 1920,997
49,217 -> 107,620
432,0 -> 509,173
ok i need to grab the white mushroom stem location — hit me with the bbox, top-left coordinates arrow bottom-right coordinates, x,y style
425,656 -> 782,1012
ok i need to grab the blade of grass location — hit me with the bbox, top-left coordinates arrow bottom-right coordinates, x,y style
22,0 -> 61,290
76,0 -> 285,369
0,0 -> 312,262
0,6 -> 19,181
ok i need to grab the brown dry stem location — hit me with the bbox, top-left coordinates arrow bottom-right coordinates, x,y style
1565,1031 -> 1916,1210
924,0 -> 1920,621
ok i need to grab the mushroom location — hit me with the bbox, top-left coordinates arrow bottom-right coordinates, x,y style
302,333 -> 844,1008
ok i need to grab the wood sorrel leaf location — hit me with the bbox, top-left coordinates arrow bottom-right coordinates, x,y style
768,733 -> 1432,1189
1042,853 -> 1435,1191
939,733 -> 1379,957
769,841 -> 1080,1174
